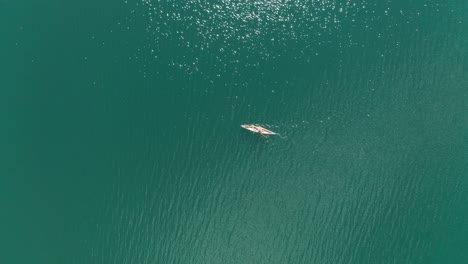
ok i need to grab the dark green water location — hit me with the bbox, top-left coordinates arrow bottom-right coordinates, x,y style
1,0 -> 467,263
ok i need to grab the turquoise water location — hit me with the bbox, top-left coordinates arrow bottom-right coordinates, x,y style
1,0 -> 466,263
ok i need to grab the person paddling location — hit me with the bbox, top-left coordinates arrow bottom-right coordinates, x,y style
241,124 -> 276,137
258,129 -> 268,138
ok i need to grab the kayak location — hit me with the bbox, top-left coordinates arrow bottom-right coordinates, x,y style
241,124 -> 277,135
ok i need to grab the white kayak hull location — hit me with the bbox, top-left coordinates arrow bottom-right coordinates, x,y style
241,124 -> 277,135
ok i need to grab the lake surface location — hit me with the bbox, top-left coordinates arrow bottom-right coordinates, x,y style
1,0 -> 466,263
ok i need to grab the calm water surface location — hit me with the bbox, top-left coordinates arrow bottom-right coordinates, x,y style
1,0 -> 466,263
